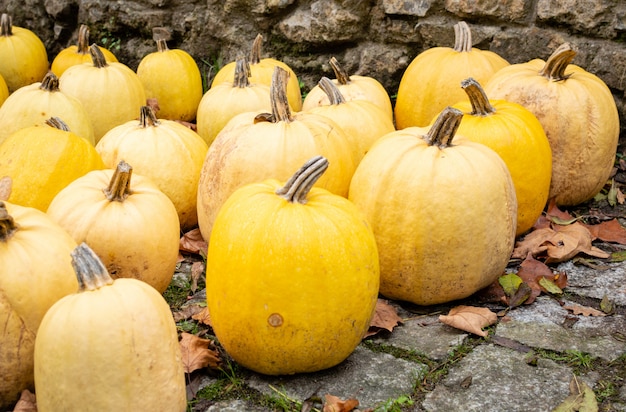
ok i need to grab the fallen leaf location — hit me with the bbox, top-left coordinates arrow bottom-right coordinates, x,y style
190,261 -> 205,293
516,253 -> 553,304
508,282 -> 533,308
180,228 -> 208,256
179,332 -> 221,373
172,303 -> 205,322
553,375 -> 598,412
439,305 -> 497,337
322,394 -> 359,412
474,279 -> 508,306
538,277 -> 563,295
584,219 -> 626,244
12,389 -> 37,412
363,299 -> 403,338
563,303 -> 606,317
512,227 -> 553,259
191,307 -> 212,326
545,198 -> 577,222
600,294 -> 615,314
499,273 -> 523,297
547,223 -> 610,263
0,176 -> 11,201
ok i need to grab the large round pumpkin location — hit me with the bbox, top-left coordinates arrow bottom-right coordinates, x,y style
484,43 -> 620,206
207,156 -> 379,375
46,160 -> 180,293
34,243 -> 186,412
0,201 -> 78,410
349,107 -> 517,305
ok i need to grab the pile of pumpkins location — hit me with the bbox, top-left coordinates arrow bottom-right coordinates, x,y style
0,12 -> 620,410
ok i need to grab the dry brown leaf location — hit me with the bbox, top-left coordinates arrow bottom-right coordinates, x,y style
12,389 -> 37,412
563,303 -> 607,317
179,332 -> 221,373
180,228 -> 208,256
0,176 -> 11,201
190,261 -> 205,293
191,307 -> 212,326
512,227 -> 553,259
322,394 -> 360,412
439,305 -> 497,337
584,219 -> 626,245
549,223 -> 610,263
172,303 -> 205,322
363,299 -> 403,338
545,199 -> 576,222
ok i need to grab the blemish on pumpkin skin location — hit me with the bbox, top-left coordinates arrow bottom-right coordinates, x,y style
268,313 -> 283,327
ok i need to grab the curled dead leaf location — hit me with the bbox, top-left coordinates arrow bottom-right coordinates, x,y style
562,303 -> 607,317
439,305 -> 497,337
180,228 -> 208,256
322,394 -> 360,412
12,389 -> 37,412
364,299 -> 403,338
179,332 -> 221,373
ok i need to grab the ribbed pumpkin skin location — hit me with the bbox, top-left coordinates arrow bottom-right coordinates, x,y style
484,51 -> 620,206
0,74 -> 8,107
348,112 -> 517,305
34,277 -> 186,412
0,201 -> 78,410
207,176 -> 379,375
50,45 -> 118,77
0,125 -> 105,211
46,167 -> 180,293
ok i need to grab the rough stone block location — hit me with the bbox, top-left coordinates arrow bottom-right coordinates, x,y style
382,0 -> 435,16
536,0 -> 623,39
445,0 -> 532,23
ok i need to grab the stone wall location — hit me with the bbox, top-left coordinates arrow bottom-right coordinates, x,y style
1,0 -> 625,137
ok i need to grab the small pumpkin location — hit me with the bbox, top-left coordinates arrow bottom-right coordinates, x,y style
0,71 -> 95,145
46,160 -> 180,293
0,200 -> 78,410
96,105 -> 208,230
137,27 -> 203,122
0,13 -> 49,93
211,33 -> 302,111
349,107 -> 517,305
34,243 -> 187,412
0,73 -> 8,107
50,24 -> 118,78
207,156 -> 379,375
394,21 -> 509,129
0,117 -> 105,211
484,43 -> 620,206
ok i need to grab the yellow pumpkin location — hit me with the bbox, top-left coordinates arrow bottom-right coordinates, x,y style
196,56 -> 271,146
0,71 -> 95,145
197,67 -> 355,244
34,243 -> 186,412
449,78 -> 552,236
96,105 -> 208,230
211,33 -> 302,111
394,21 -> 509,128
349,107 -> 517,305
484,43 -> 620,206
136,28 -> 203,122
0,14 -> 49,93
46,160 -> 180,293
207,156 -> 379,375
59,44 -> 147,143
302,57 -> 393,121
0,73 -> 8,107
0,201 -> 78,410
0,117 -> 105,211
50,24 -> 118,78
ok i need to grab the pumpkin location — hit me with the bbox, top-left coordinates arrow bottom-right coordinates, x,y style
136,28 -> 203,122
207,156 -> 379,375
302,57 -> 394,121
0,117 -> 105,211
50,24 -> 118,78
34,243 -> 187,412
197,67 -> 355,243
0,14 -> 49,93
59,44 -> 147,143
449,78 -> 552,236
394,21 -> 509,129
349,107 -> 517,305
211,33 -> 302,111
306,76 -> 395,162
196,56 -> 271,146
0,200 -> 78,410
0,73 -> 8,107
96,105 -> 208,230
46,160 -> 180,293
0,71 -> 95,145
484,43 -> 620,206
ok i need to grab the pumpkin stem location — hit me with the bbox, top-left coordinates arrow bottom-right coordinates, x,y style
0,202 -> 18,241
318,76 -> 346,105
453,21 -> 472,53
233,56 -> 251,88
152,27 -> 171,52
76,24 -> 90,54
104,160 -> 133,202
276,156 -> 329,204
155,38 -> 169,53
72,242 -> 114,292
254,66 -> 291,124
249,33 -> 263,65
89,43 -> 109,68
0,14 -> 12,37
424,107 -> 464,148
461,78 -> 496,116
139,105 -> 160,127
39,71 -> 60,92
329,57 -> 351,85
45,117 -> 71,131
539,43 -> 576,81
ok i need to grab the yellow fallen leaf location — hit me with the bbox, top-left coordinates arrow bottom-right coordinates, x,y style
439,305 -> 498,337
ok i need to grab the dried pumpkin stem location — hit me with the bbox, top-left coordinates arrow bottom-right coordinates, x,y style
39,71 -> 60,92
249,33 -> 263,65
256,66 -> 292,123
45,116 -> 71,131
453,21 -> 472,53
76,24 -> 90,54
318,76 -> 346,105
89,43 -> 109,68
139,105 -> 160,127
71,242 -> 114,292
539,43 -> 576,81
104,160 -> 133,202
424,107 -> 463,148
461,77 -> 495,116
233,56 -> 251,88
155,38 -> 169,53
1,14 -> 12,36
0,202 -> 18,241
329,57 -> 351,85
276,156 -> 329,204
